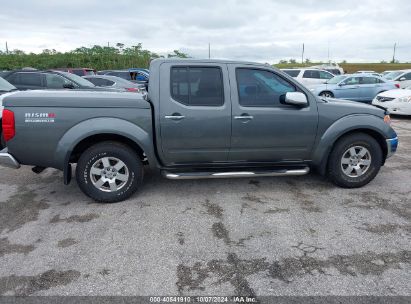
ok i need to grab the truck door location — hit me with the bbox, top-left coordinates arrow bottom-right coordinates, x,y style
228,65 -> 318,162
159,63 -> 231,165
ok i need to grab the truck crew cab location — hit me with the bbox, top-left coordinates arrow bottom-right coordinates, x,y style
0,59 -> 398,203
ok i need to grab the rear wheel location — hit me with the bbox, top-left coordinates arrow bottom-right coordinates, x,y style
75,141 -> 143,203
327,133 -> 382,188
320,91 -> 334,98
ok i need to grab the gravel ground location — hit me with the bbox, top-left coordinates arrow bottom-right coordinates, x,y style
0,117 -> 410,297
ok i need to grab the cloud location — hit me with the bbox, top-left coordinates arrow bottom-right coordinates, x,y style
0,0 -> 410,63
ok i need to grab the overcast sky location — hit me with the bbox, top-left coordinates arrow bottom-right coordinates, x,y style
1,0 -> 410,63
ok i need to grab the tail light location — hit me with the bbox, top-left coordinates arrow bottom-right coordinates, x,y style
395,83 -> 400,88
2,109 -> 16,141
126,87 -> 140,93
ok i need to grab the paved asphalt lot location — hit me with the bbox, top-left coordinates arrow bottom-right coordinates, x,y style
0,118 -> 410,297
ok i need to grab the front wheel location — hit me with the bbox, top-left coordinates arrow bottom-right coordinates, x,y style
76,141 -> 143,203
320,91 -> 334,98
327,133 -> 382,188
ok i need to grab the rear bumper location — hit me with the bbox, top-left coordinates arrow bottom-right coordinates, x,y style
0,148 -> 20,169
386,137 -> 398,158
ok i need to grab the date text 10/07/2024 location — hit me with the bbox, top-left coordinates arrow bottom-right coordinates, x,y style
149,296 -> 257,303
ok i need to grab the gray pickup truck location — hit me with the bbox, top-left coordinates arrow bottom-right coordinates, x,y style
0,59 -> 398,203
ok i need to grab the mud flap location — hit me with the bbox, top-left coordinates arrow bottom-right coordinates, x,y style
64,163 -> 72,185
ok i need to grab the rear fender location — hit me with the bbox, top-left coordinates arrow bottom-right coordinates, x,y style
54,117 -> 157,184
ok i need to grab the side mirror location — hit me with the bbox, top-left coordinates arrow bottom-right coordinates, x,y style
63,83 -> 75,89
284,92 -> 308,107
399,77 -> 406,81
338,82 -> 346,86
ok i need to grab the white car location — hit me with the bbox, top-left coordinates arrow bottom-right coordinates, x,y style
281,68 -> 335,86
383,69 -> 411,89
372,86 -> 411,116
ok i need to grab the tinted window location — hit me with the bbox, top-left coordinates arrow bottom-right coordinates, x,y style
282,70 -> 300,77
403,73 -> 411,80
72,69 -> 84,76
45,74 -> 73,88
87,78 -> 114,87
360,77 -> 378,84
84,70 -> 95,76
343,77 -> 360,85
319,71 -> 333,79
15,73 -> 43,86
171,67 -> 224,106
236,68 -> 296,107
303,70 -> 320,79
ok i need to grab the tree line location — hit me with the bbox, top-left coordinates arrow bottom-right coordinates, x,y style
0,43 -> 189,70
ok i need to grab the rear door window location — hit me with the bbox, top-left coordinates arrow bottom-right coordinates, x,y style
343,77 -> 360,85
360,77 -> 378,84
319,71 -> 333,79
71,69 -> 84,76
171,66 -> 224,106
45,74 -> 73,88
282,70 -> 300,77
87,78 -> 115,87
303,70 -> 320,79
15,73 -> 43,87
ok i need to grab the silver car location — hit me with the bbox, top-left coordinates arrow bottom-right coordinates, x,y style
83,75 -> 146,93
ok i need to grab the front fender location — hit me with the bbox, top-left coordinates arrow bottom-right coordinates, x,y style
54,117 -> 157,175
312,114 -> 396,174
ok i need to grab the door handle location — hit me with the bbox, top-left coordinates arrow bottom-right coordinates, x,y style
234,115 -> 254,120
165,114 -> 185,120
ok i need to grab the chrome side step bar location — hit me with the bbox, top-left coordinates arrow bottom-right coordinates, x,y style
162,167 -> 309,180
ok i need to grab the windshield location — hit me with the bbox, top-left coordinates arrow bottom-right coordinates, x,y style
60,71 -> 95,87
0,76 -> 17,91
326,75 -> 347,84
383,71 -> 403,80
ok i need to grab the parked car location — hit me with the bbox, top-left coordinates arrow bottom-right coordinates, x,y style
310,63 -> 344,75
372,85 -> 411,116
281,68 -> 334,86
311,74 -> 398,103
56,68 -> 96,76
0,59 -> 398,203
98,69 -> 149,83
382,69 -> 411,89
83,75 -> 146,93
381,70 -> 395,77
1,70 -> 111,91
129,68 -> 150,74
0,77 -> 17,95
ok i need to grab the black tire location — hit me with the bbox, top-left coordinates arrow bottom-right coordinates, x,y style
320,91 -> 334,98
327,133 -> 382,188
75,141 -> 143,203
